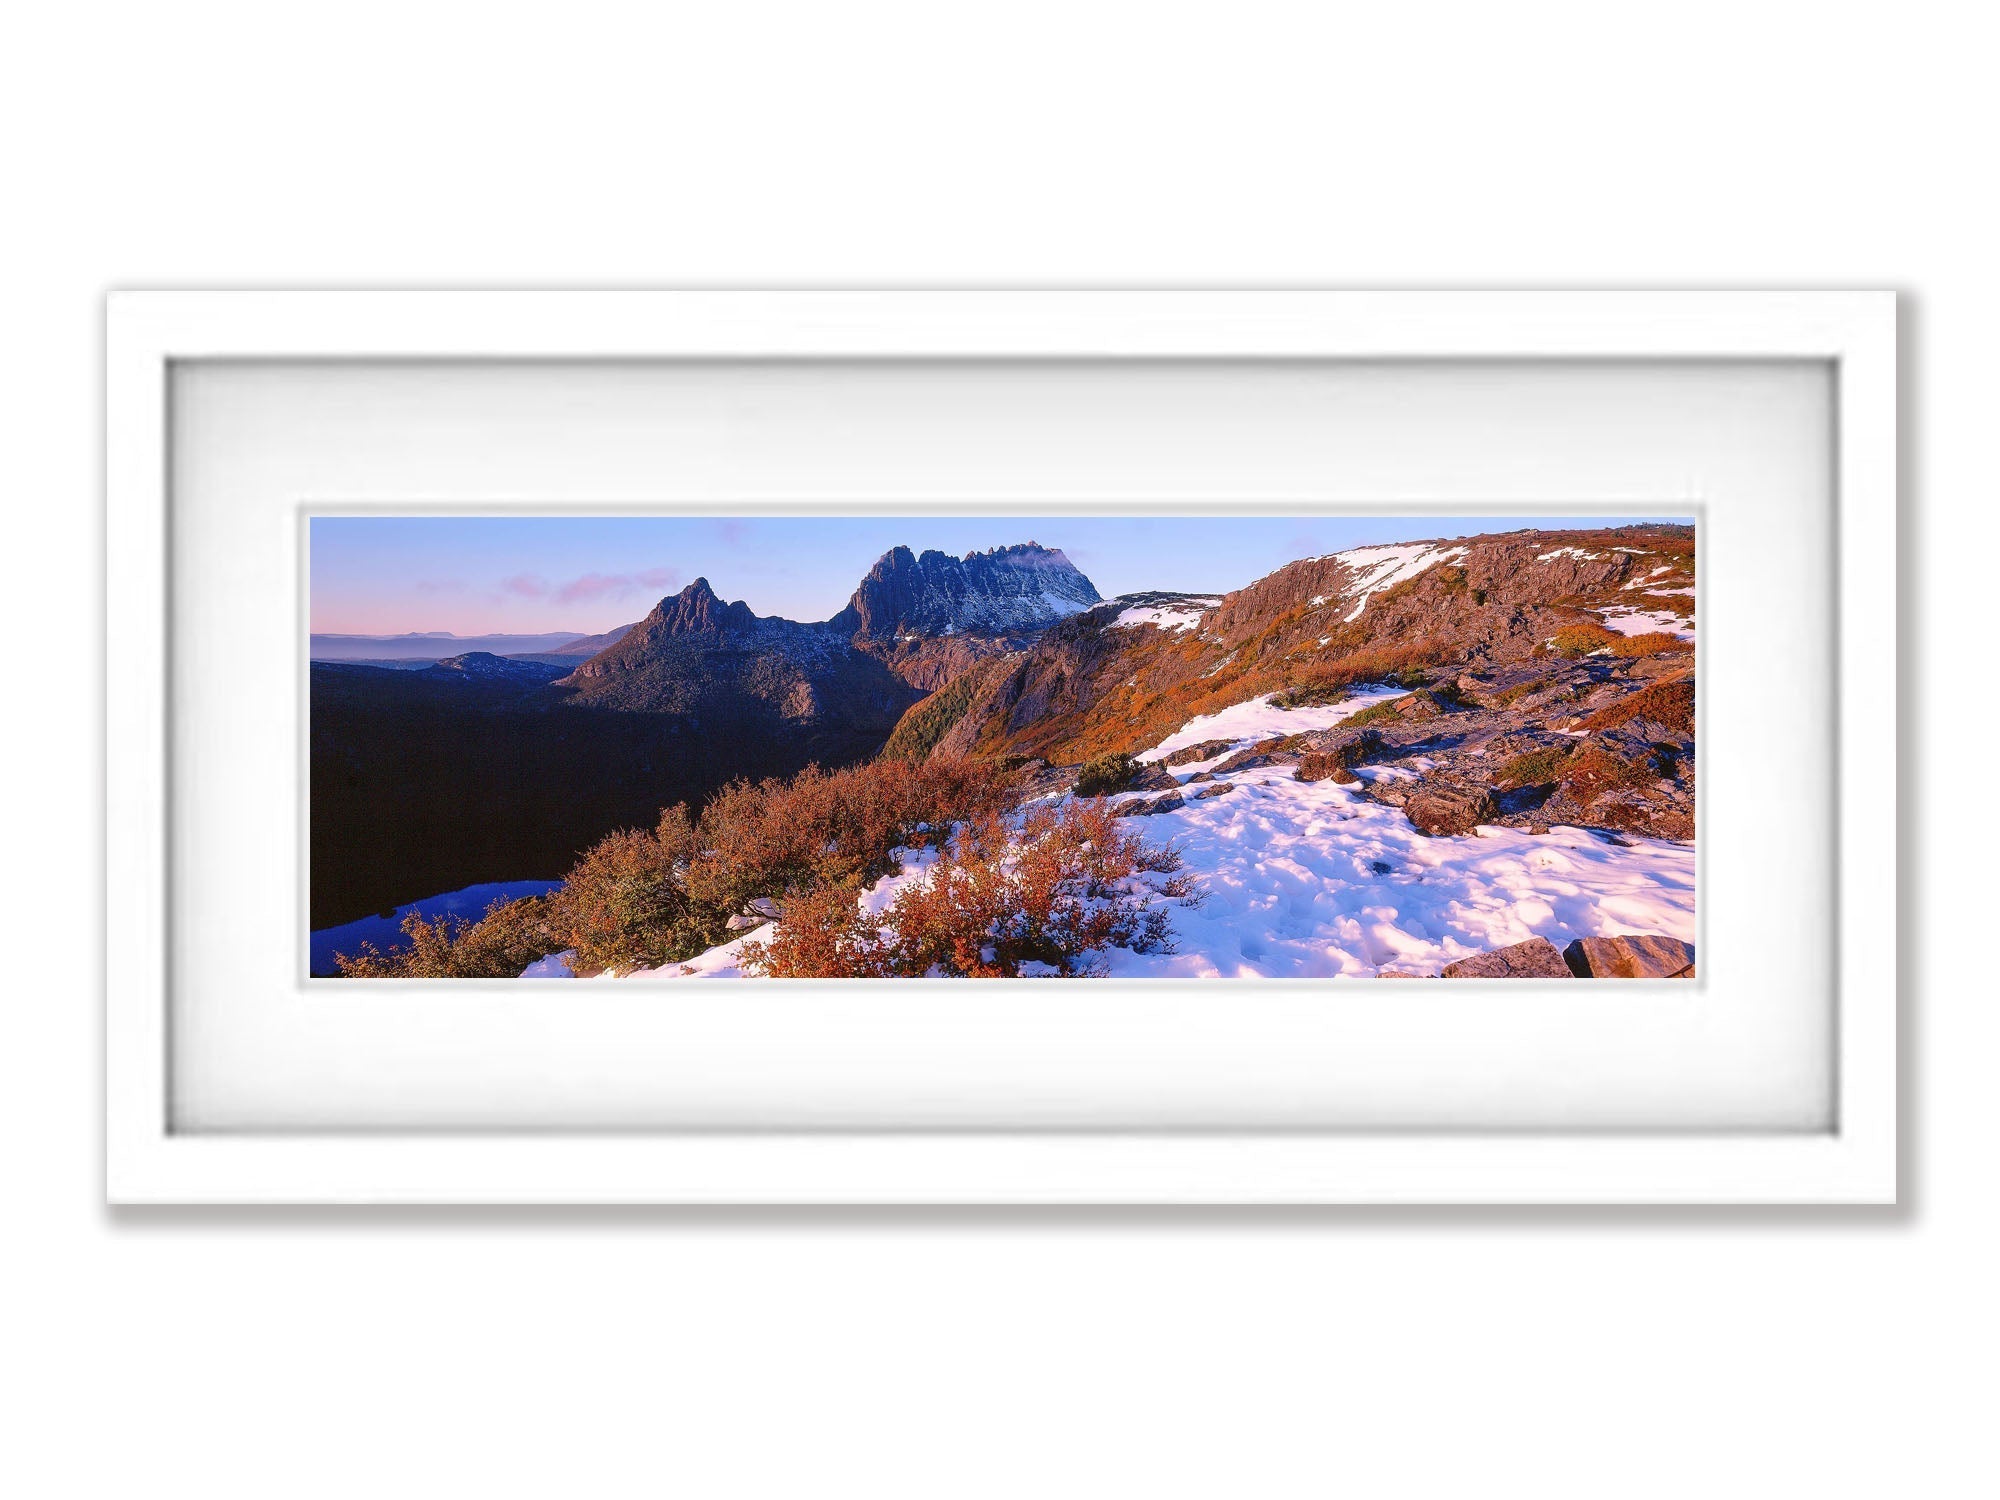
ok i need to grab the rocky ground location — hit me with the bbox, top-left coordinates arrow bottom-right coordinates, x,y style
1016,650 -> 1696,849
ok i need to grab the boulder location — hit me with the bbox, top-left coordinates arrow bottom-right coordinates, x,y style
1392,688 -> 1454,722
1114,791 -> 1185,818
1209,749 -> 1298,774
725,913 -> 766,932
1404,780 -> 1499,837
1440,937 -> 1573,979
1123,761 -> 1181,794
1561,934 -> 1696,978
1163,738 -> 1238,768
1188,782 -> 1236,800
1295,753 -> 1360,784
1298,726 -> 1385,763
1365,776 -> 1415,808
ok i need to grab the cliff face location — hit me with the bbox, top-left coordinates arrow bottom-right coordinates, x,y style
830,543 -> 1101,640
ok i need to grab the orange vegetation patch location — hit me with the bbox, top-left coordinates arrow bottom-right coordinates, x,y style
1551,622 -> 1618,657
1579,676 -> 1695,736
1607,632 -> 1694,658
740,798 -> 1199,978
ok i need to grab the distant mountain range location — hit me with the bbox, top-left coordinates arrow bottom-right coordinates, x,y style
310,627 -> 634,662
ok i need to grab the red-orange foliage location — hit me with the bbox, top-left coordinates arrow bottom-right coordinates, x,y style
335,754 -> 1023,978
682,754 -> 1020,917
741,799 -> 1201,978
1606,631 -> 1694,658
1550,622 -> 1618,657
1580,675 -> 1696,735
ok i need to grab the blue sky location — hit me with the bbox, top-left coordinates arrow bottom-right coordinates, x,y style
309,514 -> 1693,635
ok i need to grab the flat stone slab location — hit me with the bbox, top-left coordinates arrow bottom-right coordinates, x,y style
1405,780 -> 1498,837
1562,934 -> 1696,978
1440,937 -> 1573,979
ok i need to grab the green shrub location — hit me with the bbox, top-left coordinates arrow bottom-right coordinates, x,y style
1074,751 -> 1140,798
880,661 -> 999,761
1270,683 -> 1351,710
1340,695 -> 1413,729
1490,742 -> 1578,789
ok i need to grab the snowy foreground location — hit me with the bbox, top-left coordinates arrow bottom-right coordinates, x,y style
536,685 -> 1693,980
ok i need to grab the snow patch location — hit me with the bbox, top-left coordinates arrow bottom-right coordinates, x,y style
1327,543 -> 1469,623
1136,685 -> 1409,771
1596,605 -> 1695,641
1623,565 -> 1677,590
1537,546 -> 1606,563
1111,599 -> 1221,633
1099,766 -> 1694,978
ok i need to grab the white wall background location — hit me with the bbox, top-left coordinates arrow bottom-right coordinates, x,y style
2,4 -> 1985,1496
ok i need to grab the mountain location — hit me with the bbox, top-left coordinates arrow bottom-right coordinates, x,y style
538,622 -> 635,656
885,523 -> 1696,784
558,543 -> 1103,716
312,545 -> 1104,927
423,652 -> 572,684
558,577 -> 919,737
830,542 -> 1100,639
310,630 -> 593,661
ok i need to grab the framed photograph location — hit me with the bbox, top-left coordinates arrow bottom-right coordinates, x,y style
107,290 -> 1896,1203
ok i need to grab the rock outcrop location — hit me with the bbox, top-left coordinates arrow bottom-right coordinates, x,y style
1440,938 -> 1574,978
831,542 -> 1101,640
1561,935 -> 1696,978
1404,779 -> 1500,837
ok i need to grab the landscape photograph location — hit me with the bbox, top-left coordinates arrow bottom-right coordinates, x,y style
310,513 -> 1697,981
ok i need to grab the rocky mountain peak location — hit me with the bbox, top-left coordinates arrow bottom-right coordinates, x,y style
652,577 -> 757,636
831,540 -> 1101,640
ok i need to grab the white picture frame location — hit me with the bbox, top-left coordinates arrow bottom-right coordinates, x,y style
106,290 -> 1897,1204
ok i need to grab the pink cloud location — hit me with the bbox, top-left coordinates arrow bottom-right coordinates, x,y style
495,567 -> 681,608
553,567 -> 682,605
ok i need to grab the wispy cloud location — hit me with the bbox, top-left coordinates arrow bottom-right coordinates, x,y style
498,567 -> 682,606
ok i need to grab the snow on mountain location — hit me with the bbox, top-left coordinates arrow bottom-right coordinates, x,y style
1328,542 -> 1469,622
832,542 -> 1102,639
1107,595 -> 1223,634
1597,604 -> 1695,640
1136,687 -> 1405,765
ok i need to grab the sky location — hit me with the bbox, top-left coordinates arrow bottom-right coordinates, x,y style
309,513 -> 1694,636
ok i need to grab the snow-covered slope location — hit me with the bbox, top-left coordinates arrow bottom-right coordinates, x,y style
574,683 -> 1692,981
1092,765 -> 1693,979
